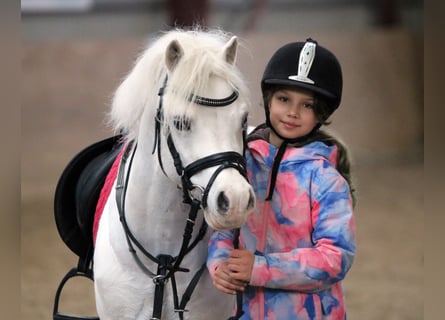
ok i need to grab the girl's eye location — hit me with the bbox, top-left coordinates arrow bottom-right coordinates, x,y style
278,96 -> 288,102
173,116 -> 192,131
303,102 -> 315,109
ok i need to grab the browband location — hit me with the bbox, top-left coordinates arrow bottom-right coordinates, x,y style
190,91 -> 239,107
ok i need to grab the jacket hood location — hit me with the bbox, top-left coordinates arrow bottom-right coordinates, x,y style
247,125 -> 338,168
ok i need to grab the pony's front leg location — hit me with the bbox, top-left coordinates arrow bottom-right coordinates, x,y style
94,209 -> 148,320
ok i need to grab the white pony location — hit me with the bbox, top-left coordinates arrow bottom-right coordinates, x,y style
93,29 -> 255,320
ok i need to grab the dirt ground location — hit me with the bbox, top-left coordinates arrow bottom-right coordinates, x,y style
22,35 -> 423,320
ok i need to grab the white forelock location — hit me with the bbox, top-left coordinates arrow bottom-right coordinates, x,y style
107,28 -> 249,142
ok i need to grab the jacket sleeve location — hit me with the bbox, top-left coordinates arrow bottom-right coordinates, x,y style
206,229 -> 235,279
249,166 -> 356,292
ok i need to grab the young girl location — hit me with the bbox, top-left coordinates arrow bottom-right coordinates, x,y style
207,39 -> 356,319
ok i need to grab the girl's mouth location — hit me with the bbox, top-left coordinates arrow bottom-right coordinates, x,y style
282,121 -> 299,129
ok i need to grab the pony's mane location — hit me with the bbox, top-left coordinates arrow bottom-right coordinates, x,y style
108,28 -> 249,141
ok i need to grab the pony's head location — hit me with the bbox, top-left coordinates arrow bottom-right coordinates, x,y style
109,29 -> 255,230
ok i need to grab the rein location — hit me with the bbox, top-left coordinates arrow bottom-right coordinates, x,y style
116,75 -> 247,320
116,141 -> 208,320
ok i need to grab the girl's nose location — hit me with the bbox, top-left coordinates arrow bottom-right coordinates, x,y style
288,105 -> 300,117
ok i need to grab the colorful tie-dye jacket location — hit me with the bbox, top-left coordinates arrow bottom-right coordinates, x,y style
207,130 -> 356,320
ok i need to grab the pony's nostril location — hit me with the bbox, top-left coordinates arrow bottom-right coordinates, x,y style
217,191 -> 230,213
247,190 -> 255,210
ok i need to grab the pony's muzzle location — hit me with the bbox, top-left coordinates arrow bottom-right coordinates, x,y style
217,189 -> 255,215
205,184 -> 255,230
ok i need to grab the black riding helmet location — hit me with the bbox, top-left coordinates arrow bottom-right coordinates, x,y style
258,39 -> 343,201
261,38 -> 343,140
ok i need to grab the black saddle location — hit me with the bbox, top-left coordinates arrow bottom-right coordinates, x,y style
53,135 -> 123,320
54,134 -> 124,264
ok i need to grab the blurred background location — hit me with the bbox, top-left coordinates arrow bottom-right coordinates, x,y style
22,1 -> 423,319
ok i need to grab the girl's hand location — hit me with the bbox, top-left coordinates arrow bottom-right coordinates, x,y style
213,261 -> 248,295
227,249 -> 254,283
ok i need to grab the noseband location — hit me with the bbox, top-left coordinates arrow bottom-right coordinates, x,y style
153,76 -> 248,208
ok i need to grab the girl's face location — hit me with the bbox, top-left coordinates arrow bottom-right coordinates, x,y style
268,87 -> 318,146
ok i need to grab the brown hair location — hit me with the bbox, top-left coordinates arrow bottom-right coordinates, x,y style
304,130 -> 357,207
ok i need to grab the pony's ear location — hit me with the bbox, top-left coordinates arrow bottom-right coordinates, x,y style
165,39 -> 184,71
223,36 -> 238,65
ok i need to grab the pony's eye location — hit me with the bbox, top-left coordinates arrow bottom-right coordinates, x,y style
173,116 -> 192,131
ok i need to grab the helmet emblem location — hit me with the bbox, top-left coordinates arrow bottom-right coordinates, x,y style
288,41 -> 316,84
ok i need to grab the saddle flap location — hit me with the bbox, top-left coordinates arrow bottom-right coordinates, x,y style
54,135 -> 123,259
75,146 -> 123,242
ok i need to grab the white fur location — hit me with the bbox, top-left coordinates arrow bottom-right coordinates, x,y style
94,29 -> 255,319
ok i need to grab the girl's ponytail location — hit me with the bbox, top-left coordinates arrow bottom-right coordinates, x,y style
331,134 -> 357,208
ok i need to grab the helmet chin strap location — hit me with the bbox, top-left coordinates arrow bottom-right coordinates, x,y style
263,121 -> 322,201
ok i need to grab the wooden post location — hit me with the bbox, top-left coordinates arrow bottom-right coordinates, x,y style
167,0 -> 209,27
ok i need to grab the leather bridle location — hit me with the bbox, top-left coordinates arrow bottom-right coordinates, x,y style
153,76 -> 248,207
115,75 -> 247,320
